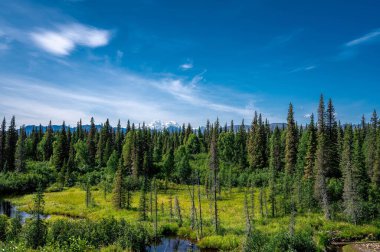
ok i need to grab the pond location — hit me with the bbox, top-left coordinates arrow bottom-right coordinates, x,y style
146,237 -> 200,252
0,199 -> 50,223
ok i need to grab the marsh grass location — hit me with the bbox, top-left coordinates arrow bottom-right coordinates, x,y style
6,184 -> 380,251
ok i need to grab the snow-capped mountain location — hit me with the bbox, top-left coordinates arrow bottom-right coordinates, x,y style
147,120 -> 181,131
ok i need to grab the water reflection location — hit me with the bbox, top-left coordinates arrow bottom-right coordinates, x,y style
0,199 -> 50,222
146,238 -> 199,252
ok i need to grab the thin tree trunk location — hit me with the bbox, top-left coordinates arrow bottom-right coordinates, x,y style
154,178 -> 158,242
264,188 -> 268,218
244,189 -> 252,232
169,194 -> 173,220
150,181 -> 153,219
198,171 -> 203,238
250,181 -> 255,220
260,187 -> 264,218
214,164 -> 219,233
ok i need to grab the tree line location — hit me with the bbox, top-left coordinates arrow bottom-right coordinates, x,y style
1,94 -> 379,225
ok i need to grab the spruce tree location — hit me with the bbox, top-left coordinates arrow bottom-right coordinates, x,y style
163,141 -> 175,187
26,184 -> 47,249
326,99 -> 340,178
304,114 -> 317,179
122,131 -> 134,175
353,128 -> 369,201
373,132 -> 380,187
269,127 -> 281,217
87,117 -> 97,168
15,126 -> 26,172
0,118 -> 5,170
52,122 -> 68,172
296,126 -> 309,176
314,95 -> 331,220
248,113 -> 267,170
285,103 -> 297,174
5,116 -> 17,171
30,126 -> 39,160
115,119 -> 123,157
42,121 -> 53,161
366,110 -> 378,180
303,114 -> 317,211
235,120 -> 248,170
341,125 -> 362,224
112,158 -> 125,209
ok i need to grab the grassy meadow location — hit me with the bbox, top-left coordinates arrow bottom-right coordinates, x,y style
5,183 -> 380,251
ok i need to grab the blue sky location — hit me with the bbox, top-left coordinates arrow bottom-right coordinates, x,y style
0,0 -> 380,127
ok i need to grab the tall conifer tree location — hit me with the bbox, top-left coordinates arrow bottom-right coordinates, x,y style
15,126 -> 26,172
314,95 -> 331,220
5,116 -> 17,171
0,118 -> 6,170
87,117 -> 97,168
285,103 -> 297,174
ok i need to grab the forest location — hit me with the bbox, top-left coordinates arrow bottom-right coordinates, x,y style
0,94 -> 380,251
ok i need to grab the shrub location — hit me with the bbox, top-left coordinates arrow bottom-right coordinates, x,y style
244,229 -> 268,252
0,215 -> 8,241
160,222 -> 179,236
266,231 -> 317,252
24,219 -> 48,249
7,212 -> 22,241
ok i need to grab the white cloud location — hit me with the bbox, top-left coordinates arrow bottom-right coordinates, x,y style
0,64 -> 259,126
336,29 -> 380,60
304,113 -> 311,118
289,65 -> 316,73
345,29 -> 380,47
180,62 -> 193,70
30,23 -> 111,56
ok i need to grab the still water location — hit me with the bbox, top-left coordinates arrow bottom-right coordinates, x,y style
146,237 -> 200,252
0,199 -> 50,222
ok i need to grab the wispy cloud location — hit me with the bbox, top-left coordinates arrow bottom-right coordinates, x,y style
179,59 -> 194,70
0,64 -> 257,126
345,29 -> 380,47
337,28 -> 380,60
289,65 -> 316,73
30,23 -> 111,56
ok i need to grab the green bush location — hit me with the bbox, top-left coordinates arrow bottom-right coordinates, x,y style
0,215 -> 8,241
47,218 -> 152,251
7,213 -> 22,242
244,229 -> 268,252
24,219 -> 48,249
0,161 -> 54,195
266,231 -> 317,252
160,222 -> 179,236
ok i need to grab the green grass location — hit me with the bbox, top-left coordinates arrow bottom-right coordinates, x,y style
5,184 -> 380,251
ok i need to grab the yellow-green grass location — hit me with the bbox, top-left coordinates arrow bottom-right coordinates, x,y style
5,184 -> 380,250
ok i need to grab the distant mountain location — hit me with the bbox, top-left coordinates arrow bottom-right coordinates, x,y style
147,120 -> 181,132
24,121 -> 287,135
